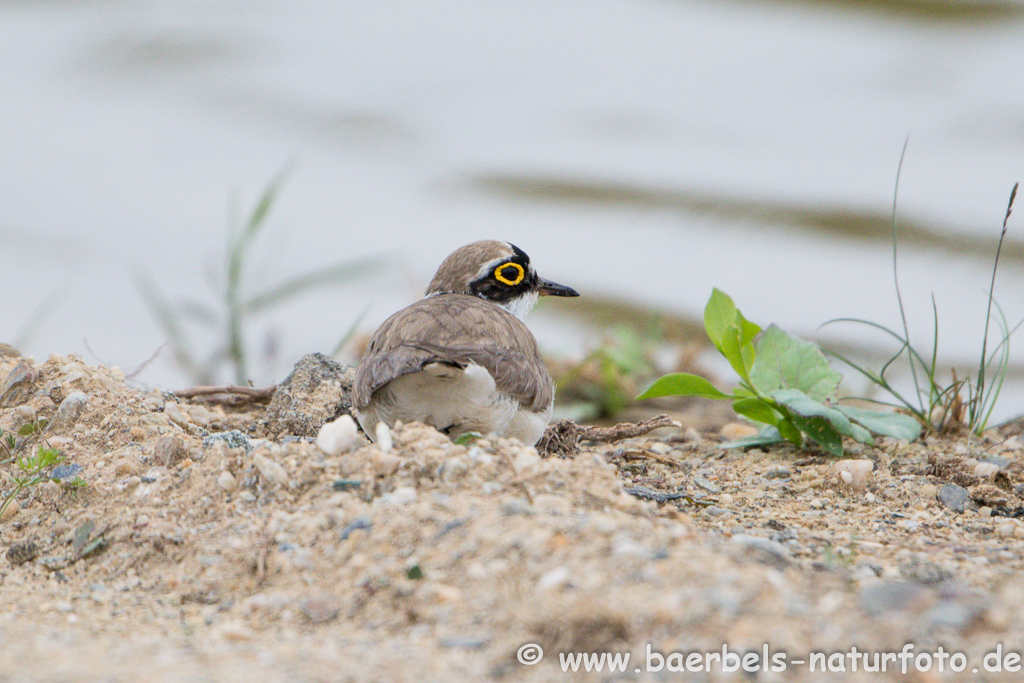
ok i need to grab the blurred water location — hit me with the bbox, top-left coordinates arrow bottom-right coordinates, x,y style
1,0 -> 1022,417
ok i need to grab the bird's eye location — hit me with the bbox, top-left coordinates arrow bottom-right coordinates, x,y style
494,262 -> 525,286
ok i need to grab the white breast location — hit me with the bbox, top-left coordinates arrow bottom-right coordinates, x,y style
355,361 -> 551,445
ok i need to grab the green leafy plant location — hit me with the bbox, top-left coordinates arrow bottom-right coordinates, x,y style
137,169 -> 382,386
823,157 -> 1020,435
0,441 -> 65,522
637,289 -> 922,456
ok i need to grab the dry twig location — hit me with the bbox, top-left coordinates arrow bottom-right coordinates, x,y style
173,384 -> 278,405
538,415 -> 679,458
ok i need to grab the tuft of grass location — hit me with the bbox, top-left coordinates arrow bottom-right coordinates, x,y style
823,145 -> 1019,435
137,170 -> 383,386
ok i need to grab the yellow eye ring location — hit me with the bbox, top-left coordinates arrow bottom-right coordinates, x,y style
494,262 -> 525,286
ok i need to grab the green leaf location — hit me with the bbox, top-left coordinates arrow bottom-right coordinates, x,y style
771,388 -> 875,456
722,426 -> 786,450
834,405 -> 922,441
703,288 -> 739,348
453,431 -> 483,446
636,373 -> 730,400
735,308 -> 761,348
730,397 -> 781,426
776,417 -> 804,446
750,325 -> 842,402
719,326 -> 756,382
787,412 -> 845,457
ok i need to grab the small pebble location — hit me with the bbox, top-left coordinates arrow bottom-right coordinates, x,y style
537,566 -> 571,591
50,391 -> 89,432
1,500 -> 20,522
217,470 -> 237,492
154,436 -> 188,467
163,401 -> 191,428
375,422 -> 393,452
50,463 -> 84,481
974,462 -> 1000,479
316,415 -> 362,456
380,486 -> 417,506
937,483 -> 976,513
500,499 -> 534,516
731,534 -> 791,569
253,451 -> 289,488
829,459 -> 873,491
720,422 -> 759,440
215,621 -> 254,641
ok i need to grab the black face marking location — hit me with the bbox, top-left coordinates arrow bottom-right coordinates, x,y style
469,244 -> 537,304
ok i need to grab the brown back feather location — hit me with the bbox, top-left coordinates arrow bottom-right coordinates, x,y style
352,294 -> 553,412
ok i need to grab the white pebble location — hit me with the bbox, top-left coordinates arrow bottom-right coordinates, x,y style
375,422 -> 393,453
217,470 -> 237,492
829,459 -> 874,491
379,486 -> 417,506
537,566 -> 572,591
316,415 -> 362,456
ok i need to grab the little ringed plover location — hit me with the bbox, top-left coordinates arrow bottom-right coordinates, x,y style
352,240 -> 579,445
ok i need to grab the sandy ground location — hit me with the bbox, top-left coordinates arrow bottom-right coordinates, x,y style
2,353 -> 1024,682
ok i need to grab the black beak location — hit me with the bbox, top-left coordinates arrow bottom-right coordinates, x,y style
537,277 -> 580,297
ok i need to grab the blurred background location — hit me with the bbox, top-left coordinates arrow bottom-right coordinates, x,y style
1,0 -> 1022,422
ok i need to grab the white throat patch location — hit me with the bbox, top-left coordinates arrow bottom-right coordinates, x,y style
499,291 -> 539,321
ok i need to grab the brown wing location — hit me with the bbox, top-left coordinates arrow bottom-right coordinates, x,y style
352,294 -> 553,412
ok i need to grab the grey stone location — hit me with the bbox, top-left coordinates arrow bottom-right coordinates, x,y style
937,483 -> 978,513
731,534 -> 791,569
899,557 -> 954,585
0,361 -> 38,408
860,581 -> 929,617
260,353 -> 356,438
50,464 -> 84,481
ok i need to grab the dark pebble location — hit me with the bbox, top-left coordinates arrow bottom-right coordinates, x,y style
6,540 -> 39,566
